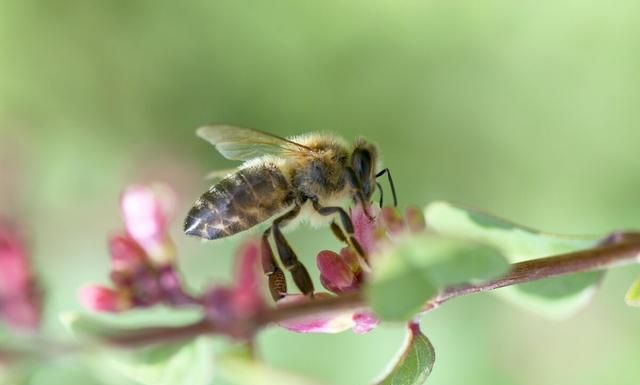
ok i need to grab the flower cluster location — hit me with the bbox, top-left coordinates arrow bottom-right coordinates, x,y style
80,182 -> 427,338
278,204 -> 426,334
0,221 -> 41,331
201,239 -> 265,337
80,184 -> 196,313
80,182 -> 269,339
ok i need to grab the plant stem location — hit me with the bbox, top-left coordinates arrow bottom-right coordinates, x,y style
95,231 -> 640,346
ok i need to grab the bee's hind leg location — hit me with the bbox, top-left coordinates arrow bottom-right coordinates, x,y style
271,205 -> 315,298
311,199 -> 368,264
261,229 -> 287,301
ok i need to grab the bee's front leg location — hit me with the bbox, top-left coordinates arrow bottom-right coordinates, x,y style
311,199 -> 368,264
271,205 -> 315,298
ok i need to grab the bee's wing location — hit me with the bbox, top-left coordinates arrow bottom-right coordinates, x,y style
196,125 -> 315,161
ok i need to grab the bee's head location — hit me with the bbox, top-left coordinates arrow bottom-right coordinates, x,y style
350,139 -> 379,201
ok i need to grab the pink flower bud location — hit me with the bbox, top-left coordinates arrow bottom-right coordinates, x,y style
232,239 -> 264,316
352,311 -> 379,334
0,224 -> 31,296
203,286 -> 236,326
350,204 -> 380,254
340,247 -> 362,274
0,222 -> 41,330
405,206 -> 426,233
79,285 -> 131,313
317,250 -> 357,293
202,239 -> 266,329
381,207 -> 406,235
121,183 -> 176,265
108,234 -> 146,273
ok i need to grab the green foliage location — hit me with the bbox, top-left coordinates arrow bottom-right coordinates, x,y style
104,338 -> 214,385
374,324 -> 435,385
424,201 -> 603,318
60,312 -> 214,385
367,234 -> 509,321
216,346 -> 330,385
625,278 -> 640,307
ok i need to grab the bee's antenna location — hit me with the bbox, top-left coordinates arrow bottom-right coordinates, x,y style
376,181 -> 384,208
376,168 -> 397,207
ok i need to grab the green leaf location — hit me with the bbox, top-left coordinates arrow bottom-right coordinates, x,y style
367,234 -> 509,321
374,323 -> 435,385
60,309 -> 201,339
625,278 -> 640,306
104,338 -> 214,385
216,346 -> 330,385
60,312 -> 214,385
60,312 -> 120,339
424,201 -> 603,318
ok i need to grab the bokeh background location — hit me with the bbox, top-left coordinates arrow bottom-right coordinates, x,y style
1,1 -> 640,384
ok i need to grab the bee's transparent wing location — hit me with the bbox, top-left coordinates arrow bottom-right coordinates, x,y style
196,125 -> 314,161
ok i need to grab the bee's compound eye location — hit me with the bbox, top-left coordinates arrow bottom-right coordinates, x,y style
351,148 -> 374,198
352,149 -> 372,182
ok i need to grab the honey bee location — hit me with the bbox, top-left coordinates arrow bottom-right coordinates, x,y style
184,125 -> 396,300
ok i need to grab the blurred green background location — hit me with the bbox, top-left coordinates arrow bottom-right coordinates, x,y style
1,1 -> 640,384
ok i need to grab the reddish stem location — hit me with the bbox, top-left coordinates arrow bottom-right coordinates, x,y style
103,231 -> 640,345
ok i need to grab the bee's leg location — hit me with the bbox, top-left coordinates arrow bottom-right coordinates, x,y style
272,205 -> 315,297
261,229 -> 287,301
311,200 -> 368,263
330,221 -> 348,244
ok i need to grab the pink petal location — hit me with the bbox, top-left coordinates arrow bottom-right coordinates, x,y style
352,311 -> 379,334
79,285 -> 131,313
351,203 -> 381,254
121,183 -> 176,264
277,294 -> 357,334
232,239 -> 264,316
405,206 -> 426,233
202,286 -> 236,325
380,207 -> 406,235
108,234 -> 146,272
0,222 -> 41,330
317,250 -> 357,293
1,296 -> 41,330
0,223 -> 31,295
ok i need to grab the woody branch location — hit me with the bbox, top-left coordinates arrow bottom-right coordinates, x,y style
98,231 -> 640,347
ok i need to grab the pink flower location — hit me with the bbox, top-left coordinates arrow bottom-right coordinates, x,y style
121,184 -> 176,265
351,204 -> 381,254
232,240 -> 265,316
81,183 -> 198,313
0,221 -> 41,330
80,285 -> 132,313
317,250 -> 359,293
284,203 -> 427,334
277,294 -> 378,334
203,239 -> 265,331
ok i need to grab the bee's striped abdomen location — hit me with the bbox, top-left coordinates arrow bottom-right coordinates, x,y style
184,163 -> 293,240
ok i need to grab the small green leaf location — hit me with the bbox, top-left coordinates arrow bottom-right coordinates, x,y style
104,337 -> 215,385
60,312 -> 119,339
216,346 -> 330,385
374,323 -> 435,385
60,312 -> 214,385
625,278 -> 640,306
424,201 -> 603,318
60,309 -> 201,338
367,234 -> 509,321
